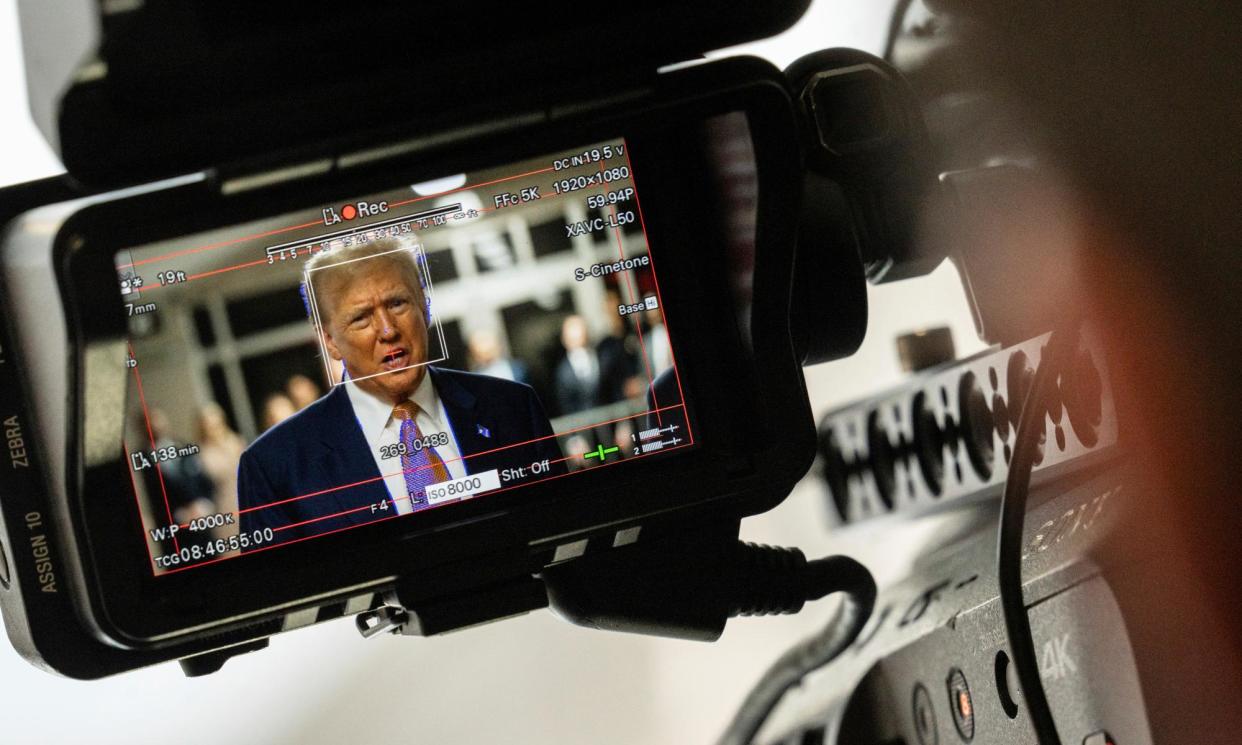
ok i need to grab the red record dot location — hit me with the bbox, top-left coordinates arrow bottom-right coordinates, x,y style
341,204 -> 357,220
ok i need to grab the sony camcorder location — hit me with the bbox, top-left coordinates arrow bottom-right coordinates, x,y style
0,0 -> 928,678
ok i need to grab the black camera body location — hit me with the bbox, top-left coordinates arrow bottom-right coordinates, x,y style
1,0 -> 937,678
0,59 -> 816,676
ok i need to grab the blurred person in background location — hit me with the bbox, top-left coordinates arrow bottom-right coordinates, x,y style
261,392 -> 297,431
137,408 -> 216,550
643,306 -> 673,379
554,314 -> 601,468
195,403 -> 244,538
286,373 -> 322,411
598,290 -> 648,457
555,314 -> 601,415
597,288 -> 643,404
468,328 -> 529,385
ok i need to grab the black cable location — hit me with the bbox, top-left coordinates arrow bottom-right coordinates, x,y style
997,327 -> 1079,745
716,554 -> 876,745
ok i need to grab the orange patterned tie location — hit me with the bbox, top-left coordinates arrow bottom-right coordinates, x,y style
391,401 -> 449,508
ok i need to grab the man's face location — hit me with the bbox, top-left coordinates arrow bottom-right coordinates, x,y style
323,264 -> 428,405
562,316 -> 589,351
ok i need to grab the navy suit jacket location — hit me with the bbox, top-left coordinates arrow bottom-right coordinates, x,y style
237,367 -> 565,546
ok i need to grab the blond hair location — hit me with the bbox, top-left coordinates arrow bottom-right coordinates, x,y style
304,238 -> 425,328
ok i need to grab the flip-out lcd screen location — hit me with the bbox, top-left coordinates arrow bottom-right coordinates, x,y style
115,139 -> 693,574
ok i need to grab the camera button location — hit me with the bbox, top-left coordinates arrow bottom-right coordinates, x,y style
912,683 -> 938,745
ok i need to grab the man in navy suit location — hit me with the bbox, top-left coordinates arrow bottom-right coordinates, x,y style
237,239 -> 565,548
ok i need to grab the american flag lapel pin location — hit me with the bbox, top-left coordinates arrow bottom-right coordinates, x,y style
477,424 -> 491,438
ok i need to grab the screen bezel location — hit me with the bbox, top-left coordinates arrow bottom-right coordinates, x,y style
53,58 -> 815,646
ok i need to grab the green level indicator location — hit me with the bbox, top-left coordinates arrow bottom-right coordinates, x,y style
584,444 -> 620,462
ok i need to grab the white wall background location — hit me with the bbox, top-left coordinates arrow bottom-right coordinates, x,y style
0,2 -> 985,742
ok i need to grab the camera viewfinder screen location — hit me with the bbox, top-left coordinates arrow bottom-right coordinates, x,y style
115,138 -> 694,574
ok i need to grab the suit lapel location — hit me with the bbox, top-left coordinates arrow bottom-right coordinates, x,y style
430,368 -> 492,474
314,385 -> 391,528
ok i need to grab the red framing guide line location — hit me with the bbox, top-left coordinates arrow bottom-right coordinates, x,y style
124,445 -> 159,576
274,453 -> 577,534
158,442 -> 694,575
597,158 -> 660,426
117,219 -> 323,270
138,147 -> 683,530
143,144 -> 695,571
233,401 -> 688,518
621,138 -> 692,447
121,166 -> 559,272
127,342 -> 180,554
131,168 -> 570,294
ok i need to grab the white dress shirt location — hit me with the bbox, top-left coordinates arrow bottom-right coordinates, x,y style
345,372 -> 465,514
566,347 -> 598,385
